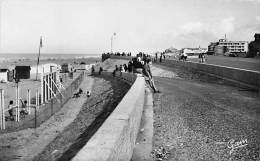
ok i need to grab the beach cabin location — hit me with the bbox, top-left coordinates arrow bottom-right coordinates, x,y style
0,69 -> 8,82
31,63 -> 61,74
61,63 -> 73,73
15,66 -> 31,79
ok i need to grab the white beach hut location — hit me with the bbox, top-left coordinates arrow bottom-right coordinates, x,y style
31,63 -> 61,74
0,69 -> 8,82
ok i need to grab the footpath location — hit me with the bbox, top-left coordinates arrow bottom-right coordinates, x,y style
0,75 -> 94,161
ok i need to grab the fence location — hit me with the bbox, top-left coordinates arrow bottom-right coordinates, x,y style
0,71 -> 85,132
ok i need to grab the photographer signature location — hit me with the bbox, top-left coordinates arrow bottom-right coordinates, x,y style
227,139 -> 248,155
215,138 -> 248,155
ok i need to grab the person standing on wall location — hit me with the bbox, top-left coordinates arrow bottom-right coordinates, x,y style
143,59 -> 159,93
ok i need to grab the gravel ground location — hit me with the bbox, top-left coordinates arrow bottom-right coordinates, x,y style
32,74 -> 130,161
151,64 -> 260,161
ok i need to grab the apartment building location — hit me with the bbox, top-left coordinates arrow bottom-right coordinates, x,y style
208,38 -> 249,56
218,39 -> 248,53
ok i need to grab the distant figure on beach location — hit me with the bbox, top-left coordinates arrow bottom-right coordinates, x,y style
73,88 -> 83,98
180,53 -> 187,61
112,69 -> 116,77
8,100 -> 14,120
91,65 -> 95,74
99,67 -> 103,75
123,64 -> 128,72
59,76 -> 63,83
20,100 -> 28,116
199,53 -> 206,63
87,91 -> 91,97
119,65 -> 123,72
202,53 -> 206,63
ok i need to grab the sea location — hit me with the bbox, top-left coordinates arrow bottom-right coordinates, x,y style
0,53 -> 100,62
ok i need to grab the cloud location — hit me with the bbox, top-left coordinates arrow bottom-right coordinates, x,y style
219,0 -> 260,2
256,16 -> 260,21
178,17 -> 235,38
239,0 -> 260,2
165,17 -> 236,48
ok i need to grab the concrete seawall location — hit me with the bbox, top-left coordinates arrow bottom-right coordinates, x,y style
163,60 -> 260,90
72,73 -> 145,161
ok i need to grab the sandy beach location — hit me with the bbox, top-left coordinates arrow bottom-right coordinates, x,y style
0,58 -> 131,161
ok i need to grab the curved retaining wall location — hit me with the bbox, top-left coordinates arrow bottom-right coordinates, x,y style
72,72 -> 145,161
163,60 -> 260,90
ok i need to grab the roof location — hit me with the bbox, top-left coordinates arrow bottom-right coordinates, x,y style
15,66 -> 31,70
0,69 -> 8,72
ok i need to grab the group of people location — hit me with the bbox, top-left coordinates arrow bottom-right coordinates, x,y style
111,53 -> 159,93
7,99 -> 28,121
72,88 -> 91,98
101,52 -> 132,61
198,53 -> 206,63
154,52 -> 166,63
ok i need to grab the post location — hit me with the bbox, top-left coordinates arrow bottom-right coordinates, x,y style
45,75 -> 48,102
51,98 -> 53,115
34,105 -> 37,129
111,36 -> 113,54
41,71 -> 44,104
49,73 -> 52,99
0,89 -> 2,129
0,89 -> 5,130
16,85 -> 20,122
36,90 -> 39,109
27,89 -> 31,115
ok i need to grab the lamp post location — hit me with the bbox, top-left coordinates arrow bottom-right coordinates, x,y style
110,32 -> 116,54
36,36 -> 43,81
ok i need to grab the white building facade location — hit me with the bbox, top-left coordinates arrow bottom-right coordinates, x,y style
218,39 -> 248,53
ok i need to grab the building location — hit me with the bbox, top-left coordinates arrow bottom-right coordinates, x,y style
248,33 -> 260,57
31,63 -> 61,74
61,63 -> 73,73
218,39 -> 248,56
0,69 -> 14,82
208,38 -> 249,57
182,47 -> 207,58
15,66 -> 31,79
0,69 -> 9,82
214,45 -> 227,56
207,42 -> 219,55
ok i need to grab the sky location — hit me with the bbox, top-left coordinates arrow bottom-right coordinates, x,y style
0,0 -> 260,54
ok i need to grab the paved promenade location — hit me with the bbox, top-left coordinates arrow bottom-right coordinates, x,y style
170,55 -> 260,72
151,64 -> 260,161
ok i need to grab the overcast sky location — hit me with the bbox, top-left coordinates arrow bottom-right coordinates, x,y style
0,0 -> 260,54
